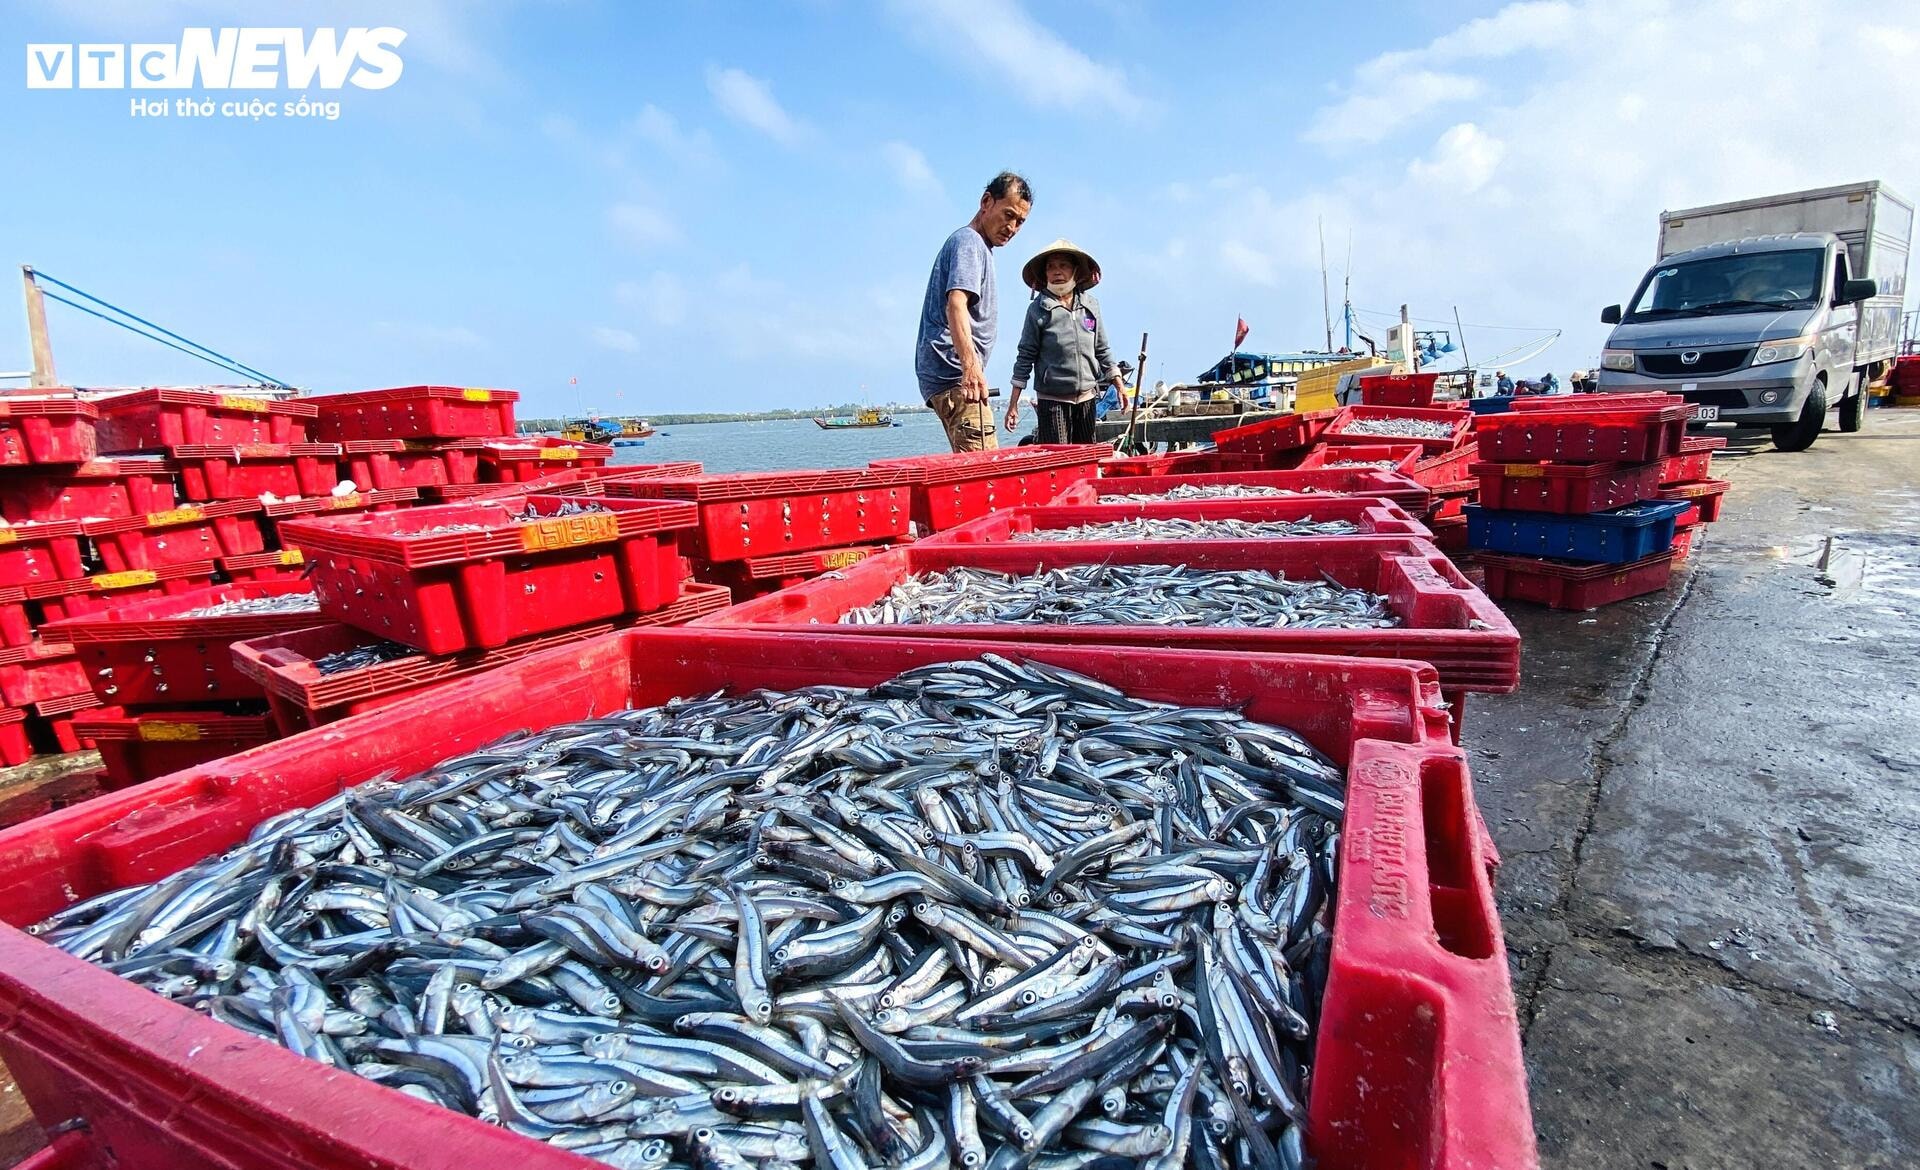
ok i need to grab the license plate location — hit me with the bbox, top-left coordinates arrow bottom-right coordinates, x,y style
1693,405 -> 1720,421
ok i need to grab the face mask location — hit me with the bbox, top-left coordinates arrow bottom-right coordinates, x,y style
1046,278 -> 1075,296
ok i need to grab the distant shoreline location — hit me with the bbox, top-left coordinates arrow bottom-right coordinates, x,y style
519,406 -> 932,430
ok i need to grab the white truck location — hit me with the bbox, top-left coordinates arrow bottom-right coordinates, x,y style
1596,182 -> 1912,451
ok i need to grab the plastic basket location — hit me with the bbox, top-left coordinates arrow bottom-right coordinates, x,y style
0,706 -> 31,767
1097,449 -> 1274,477
1470,460 -> 1664,515
1464,500 -> 1689,563
1659,435 -> 1725,486
0,520 -> 87,587
1479,549 -> 1678,611
26,691 -> 101,755
92,389 -> 316,451
169,444 -> 345,503
598,468 -> 913,562
870,445 -> 1107,532
339,439 -> 483,491
919,498 -> 1434,546
70,707 -> 280,790
81,500 -> 266,572
283,494 -> 698,653
0,627 -> 1531,1170
0,397 -> 98,466
309,386 -> 518,442
0,643 -> 89,708
1657,477 -> 1731,524
1052,466 -> 1433,514
702,538 -> 1521,692
1409,439 -> 1482,488
1358,372 -> 1441,407
1295,443 -> 1423,474
476,437 -> 614,482
1465,395 -> 1515,415
216,549 -> 309,584
0,457 -> 178,523
1473,399 -> 1688,464
1670,523 -> 1702,565
1322,405 -> 1472,454
1212,409 -> 1338,455
17,563 -> 219,633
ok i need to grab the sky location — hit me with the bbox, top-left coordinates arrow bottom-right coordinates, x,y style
5,0 -> 1920,419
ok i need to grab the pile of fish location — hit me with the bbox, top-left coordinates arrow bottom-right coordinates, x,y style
1009,517 -> 1361,543
176,592 -> 321,619
1325,459 -> 1397,470
35,656 -> 1345,1170
313,639 -> 418,676
838,565 -> 1399,630
1103,484 -> 1306,503
402,502 -> 614,540
1338,418 -> 1456,440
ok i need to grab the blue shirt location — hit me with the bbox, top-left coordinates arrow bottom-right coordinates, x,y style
915,226 -> 996,400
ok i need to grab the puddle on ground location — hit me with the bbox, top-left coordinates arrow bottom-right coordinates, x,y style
1780,527 -> 1920,608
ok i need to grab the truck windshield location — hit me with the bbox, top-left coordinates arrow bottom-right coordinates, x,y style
1627,248 -> 1824,320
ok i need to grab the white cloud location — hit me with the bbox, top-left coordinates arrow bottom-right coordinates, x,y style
1308,71 -> 1484,146
705,66 -> 807,145
607,202 -> 680,251
892,0 -> 1144,117
1407,123 -> 1506,193
882,141 -> 941,194
590,326 -> 640,353
627,104 -> 720,167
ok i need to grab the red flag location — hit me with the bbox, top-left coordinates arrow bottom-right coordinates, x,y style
1234,317 -> 1250,348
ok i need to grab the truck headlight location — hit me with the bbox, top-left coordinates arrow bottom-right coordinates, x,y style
1601,350 -> 1637,371
1753,335 -> 1814,365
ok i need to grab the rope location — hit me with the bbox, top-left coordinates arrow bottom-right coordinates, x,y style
38,290 -> 275,385
32,270 -> 291,387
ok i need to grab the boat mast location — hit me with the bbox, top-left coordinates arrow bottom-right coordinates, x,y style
1318,219 -> 1333,353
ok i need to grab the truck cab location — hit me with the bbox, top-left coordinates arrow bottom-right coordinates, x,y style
1597,233 -> 1877,450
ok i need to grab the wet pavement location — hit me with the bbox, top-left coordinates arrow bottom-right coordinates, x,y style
1469,407 -> 1920,1169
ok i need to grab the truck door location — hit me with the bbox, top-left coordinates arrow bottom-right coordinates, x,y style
1828,249 -> 1858,371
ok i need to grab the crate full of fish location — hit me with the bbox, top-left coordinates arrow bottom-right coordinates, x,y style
282,493 -> 698,654
233,583 -> 732,733
263,487 -> 422,542
1357,371 -> 1441,407
870,444 -> 1108,532
1407,438 -> 1481,489
82,498 -> 267,573
919,497 -> 1433,547
0,456 -> 177,524
691,542 -> 899,601
340,438 -> 485,491
1470,459 -> 1664,515
1320,405 -> 1472,454
477,436 -> 616,483
0,396 -> 99,466
591,468 -> 912,563
0,518 -> 86,587
1050,465 -> 1434,515
1211,408 -> 1338,456
70,707 -> 281,789
1478,548 -> 1679,611
41,581 -> 325,706
0,626 -> 1534,1170
92,388 -> 318,451
1472,394 -> 1690,464
6,561 -> 218,645
310,385 -> 520,442
1293,442 -> 1423,475
703,538 -> 1522,692
169,443 -> 346,503
423,462 -> 707,504
1464,500 -> 1690,564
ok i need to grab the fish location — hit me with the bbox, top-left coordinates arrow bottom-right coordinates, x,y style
836,565 -> 1400,631
175,592 -> 321,618
1337,418 -> 1456,440
36,654 -> 1343,1169
1102,483 -> 1308,502
313,640 -> 418,676
1007,518 -> 1360,543
1324,459 -> 1397,470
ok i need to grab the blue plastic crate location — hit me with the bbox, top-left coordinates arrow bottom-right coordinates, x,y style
1467,395 -> 1516,415
1464,500 -> 1689,563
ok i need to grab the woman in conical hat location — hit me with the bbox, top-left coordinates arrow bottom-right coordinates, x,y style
1006,238 -> 1124,446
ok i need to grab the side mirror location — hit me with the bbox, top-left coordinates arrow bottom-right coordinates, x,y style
1842,278 -> 1878,304
1600,304 -> 1623,325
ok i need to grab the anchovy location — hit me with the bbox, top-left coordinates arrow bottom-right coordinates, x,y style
1008,517 -> 1360,542
1338,417 -> 1457,439
1103,483 -> 1309,502
175,592 -> 320,618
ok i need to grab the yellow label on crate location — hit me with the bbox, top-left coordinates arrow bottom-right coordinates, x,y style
328,494 -> 364,510
462,388 -> 493,402
277,550 -> 305,566
145,505 -> 205,527
218,395 -> 271,413
137,722 -> 203,742
1502,465 -> 1544,478
235,443 -> 279,458
819,549 -> 867,569
0,531 -> 16,545
520,512 -> 620,551
539,447 -> 581,460
92,569 -> 158,589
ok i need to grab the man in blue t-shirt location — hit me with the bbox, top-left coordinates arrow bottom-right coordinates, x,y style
916,172 -> 1033,451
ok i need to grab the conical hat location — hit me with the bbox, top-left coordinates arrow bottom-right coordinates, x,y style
1021,238 -> 1102,292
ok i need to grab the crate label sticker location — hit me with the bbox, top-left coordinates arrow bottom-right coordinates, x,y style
218,395 -> 271,413
91,569 -> 158,589
539,447 -> 581,461
137,722 -> 203,742
235,443 -> 279,458
328,494 -> 363,510
520,512 -> 620,551
277,549 -> 305,566
1502,464 -> 1544,478
0,531 -> 15,545
819,549 -> 867,569
461,388 -> 493,402
401,440 -> 439,452
145,505 -> 205,526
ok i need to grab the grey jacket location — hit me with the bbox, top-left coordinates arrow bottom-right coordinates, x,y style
1010,292 -> 1118,403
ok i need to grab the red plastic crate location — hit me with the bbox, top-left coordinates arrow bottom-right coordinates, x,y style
1410,439 -> 1481,488
1658,477 -> 1730,525
81,499 -> 265,572
920,497 -> 1434,546
340,439 -> 483,491
235,582 -> 733,733
0,643 -> 89,707
92,389 -> 316,451
600,468 -> 913,561
1054,466 -> 1434,514
27,691 -> 101,754
691,542 -> 897,600
1212,408 -> 1338,456
22,564 -> 220,633
1428,479 -> 1478,520
310,386 -> 519,442
0,457 -> 177,523
0,397 -> 98,466
1429,512 -> 1471,556
0,627 -> 1532,1170
1358,372 -> 1441,407
1097,449 -> 1273,477
703,538 -> 1521,692
1470,460 -> 1664,515
283,494 -> 698,653
421,463 -> 709,504
1659,435 -> 1726,486
477,436 -> 614,483
1474,400 -> 1687,464
216,549 -> 309,584
1479,549 -> 1677,610
0,706 -> 30,766
262,487 -> 421,541
0,520 -> 86,587
1670,523 -> 1703,565
70,707 -> 280,790
1323,405 -> 1473,455
870,445 -> 1106,532
169,444 -> 343,503
41,580 -> 322,705
1295,442 -> 1423,474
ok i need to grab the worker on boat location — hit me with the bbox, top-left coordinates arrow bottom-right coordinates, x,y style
1496,369 -> 1515,395
915,172 -> 1033,453
1004,239 -> 1125,446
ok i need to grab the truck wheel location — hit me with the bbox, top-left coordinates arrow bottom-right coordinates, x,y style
1771,378 -> 1827,452
1838,373 -> 1867,433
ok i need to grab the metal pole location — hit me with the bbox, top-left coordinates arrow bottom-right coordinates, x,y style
1318,220 -> 1333,353
1401,304 -> 1415,371
21,267 -> 56,387
1452,305 -> 1471,369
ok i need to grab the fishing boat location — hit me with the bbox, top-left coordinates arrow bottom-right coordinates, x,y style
813,407 -> 896,429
